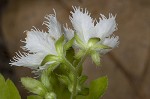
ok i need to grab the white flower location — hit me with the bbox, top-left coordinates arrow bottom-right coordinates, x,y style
65,6 -> 119,53
10,13 -> 62,70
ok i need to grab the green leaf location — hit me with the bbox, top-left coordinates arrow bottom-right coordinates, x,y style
27,95 -> 43,99
88,37 -> 100,47
88,76 -> 108,99
6,79 -> 21,99
41,54 -> 59,66
21,77 -> 47,96
64,37 -> 75,51
55,35 -> 65,55
0,74 -> 7,99
0,74 -> 21,99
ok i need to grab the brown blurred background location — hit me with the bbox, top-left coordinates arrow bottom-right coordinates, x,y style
0,0 -> 150,99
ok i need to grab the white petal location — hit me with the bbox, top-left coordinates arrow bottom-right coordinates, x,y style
70,6 -> 94,43
43,11 -> 62,40
95,14 -> 117,39
22,28 -> 57,55
63,24 -> 74,40
100,36 -> 119,54
103,36 -> 119,48
10,52 -> 46,69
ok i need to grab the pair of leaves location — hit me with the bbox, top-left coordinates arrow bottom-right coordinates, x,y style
0,74 -> 21,99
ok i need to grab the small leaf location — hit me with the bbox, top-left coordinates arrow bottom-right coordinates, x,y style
41,54 -> 58,66
27,95 -> 43,99
55,35 -> 65,55
21,77 -> 47,96
88,76 -> 108,99
64,37 -> 75,51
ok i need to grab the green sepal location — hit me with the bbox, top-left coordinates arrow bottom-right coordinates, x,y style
41,54 -> 59,66
0,74 -> 21,99
88,37 -> 100,47
41,71 -> 52,91
27,95 -> 43,99
87,76 -> 108,99
64,37 -> 75,51
91,51 -> 100,66
55,35 -> 65,55
93,44 -> 112,50
78,75 -> 88,85
21,77 -> 47,96
75,33 -> 85,49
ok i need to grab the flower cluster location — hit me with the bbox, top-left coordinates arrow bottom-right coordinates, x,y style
10,7 -> 119,72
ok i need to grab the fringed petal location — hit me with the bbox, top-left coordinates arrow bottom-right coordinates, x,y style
43,10 -> 62,40
95,14 -> 117,39
22,27 -> 57,55
63,24 -> 74,40
10,52 -> 46,69
70,6 -> 94,43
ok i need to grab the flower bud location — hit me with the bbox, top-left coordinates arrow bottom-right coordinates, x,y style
21,77 -> 47,96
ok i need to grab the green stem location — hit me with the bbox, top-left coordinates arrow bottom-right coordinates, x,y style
76,55 -> 86,74
62,57 -> 77,99
62,51 -> 88,99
